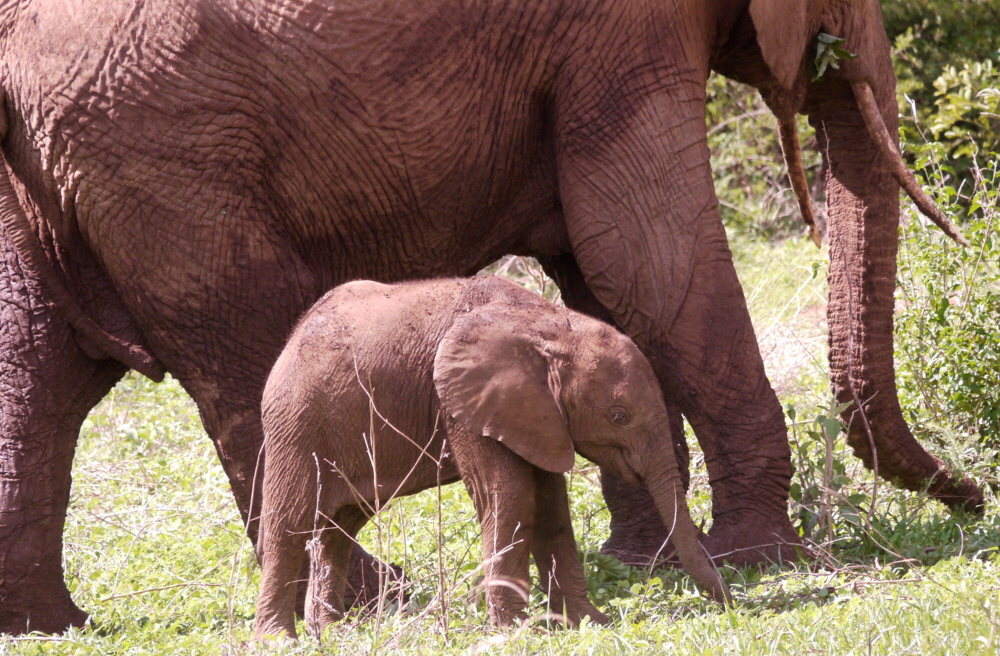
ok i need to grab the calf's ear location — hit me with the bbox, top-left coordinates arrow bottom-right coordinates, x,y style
433,303 -> 576,473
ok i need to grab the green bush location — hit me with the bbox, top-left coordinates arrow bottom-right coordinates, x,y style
895,156 -> 1000,446
882,0 -> 1000,79
887,0 -> 1000,197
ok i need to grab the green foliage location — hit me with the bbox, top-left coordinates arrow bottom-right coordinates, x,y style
882,0 -> 1000,77
887,0 -> 1000,194
706,75 -> 822,241
925,60 -> 999,160
786,401 -> 855,544
895,157 -> 1000,447
811,34 -> 859,81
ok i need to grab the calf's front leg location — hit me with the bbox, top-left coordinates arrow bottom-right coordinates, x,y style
530,468 -> 608,626
446,420 -> 535,626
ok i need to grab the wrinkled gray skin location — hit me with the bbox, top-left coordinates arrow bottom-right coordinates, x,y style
0,0 -> 980,634
254,277 -> 730,639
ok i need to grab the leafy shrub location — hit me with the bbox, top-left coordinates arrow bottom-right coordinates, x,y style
888,0 -> 1000,196
882,0 -> 1000,80
895,156 -> 1000,446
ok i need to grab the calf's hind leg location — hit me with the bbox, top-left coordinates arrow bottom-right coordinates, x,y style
305,505 -> 370,638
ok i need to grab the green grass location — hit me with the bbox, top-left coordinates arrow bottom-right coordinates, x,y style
3,235 -> 1000,655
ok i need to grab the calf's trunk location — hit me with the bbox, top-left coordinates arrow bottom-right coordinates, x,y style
640,442 -> 731,604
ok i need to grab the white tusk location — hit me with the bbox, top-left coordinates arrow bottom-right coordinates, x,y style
777,117 -> 821,248
852,80 -> 969,247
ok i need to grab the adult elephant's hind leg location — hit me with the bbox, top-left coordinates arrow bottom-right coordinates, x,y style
0,237 -> 127,635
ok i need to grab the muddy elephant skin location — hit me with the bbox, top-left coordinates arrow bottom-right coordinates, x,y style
0,0 -> 978,634
253,277 -> 730,639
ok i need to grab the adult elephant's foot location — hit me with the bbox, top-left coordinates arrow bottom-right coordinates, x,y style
701,513 -> 804,568
602,512 -> 804,569
599,467 -> 804,568
599,467 -> 675,566
343,544 -> 408,611
0,578 -> 89,635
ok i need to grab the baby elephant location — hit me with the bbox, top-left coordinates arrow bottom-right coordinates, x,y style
253,276 -> 730,639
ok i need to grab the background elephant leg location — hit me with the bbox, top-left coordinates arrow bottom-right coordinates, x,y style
305,506 -> 369,638
529,468 -> 608,625
446,420 -> 534,626
0,237 -> 127,634
539,254 -> 691,565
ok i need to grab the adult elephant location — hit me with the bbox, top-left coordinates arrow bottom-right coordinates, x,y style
0,0 -> 981,635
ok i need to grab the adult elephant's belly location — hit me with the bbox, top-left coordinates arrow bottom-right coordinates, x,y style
66,96 -> 572,510
254,97 -> 571,286
314,170 -> 571,285
42,0 -> 574,557
53,0 -> 570,345
68,93 -> 567,368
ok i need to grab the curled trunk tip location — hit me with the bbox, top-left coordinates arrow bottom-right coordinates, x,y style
852,81 -> 969,247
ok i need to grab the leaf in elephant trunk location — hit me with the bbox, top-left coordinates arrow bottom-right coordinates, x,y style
812,33 -> 859,81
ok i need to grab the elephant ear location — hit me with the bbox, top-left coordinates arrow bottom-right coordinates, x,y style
433,303 -> 576,474
750,0 -> 811,90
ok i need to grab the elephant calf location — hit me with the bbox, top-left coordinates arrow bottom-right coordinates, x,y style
253,276 -> 729,639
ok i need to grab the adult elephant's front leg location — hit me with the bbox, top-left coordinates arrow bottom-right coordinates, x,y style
555,75 -> 799,566
0,234 -> 127,635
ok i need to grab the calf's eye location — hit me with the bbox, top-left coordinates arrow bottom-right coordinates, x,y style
608,407 -> 631,426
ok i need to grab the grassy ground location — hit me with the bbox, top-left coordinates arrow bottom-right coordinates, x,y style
2,236 -> 999,656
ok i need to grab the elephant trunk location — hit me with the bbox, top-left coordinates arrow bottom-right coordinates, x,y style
638,439 -> 732,604
806,75 -> 984,512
